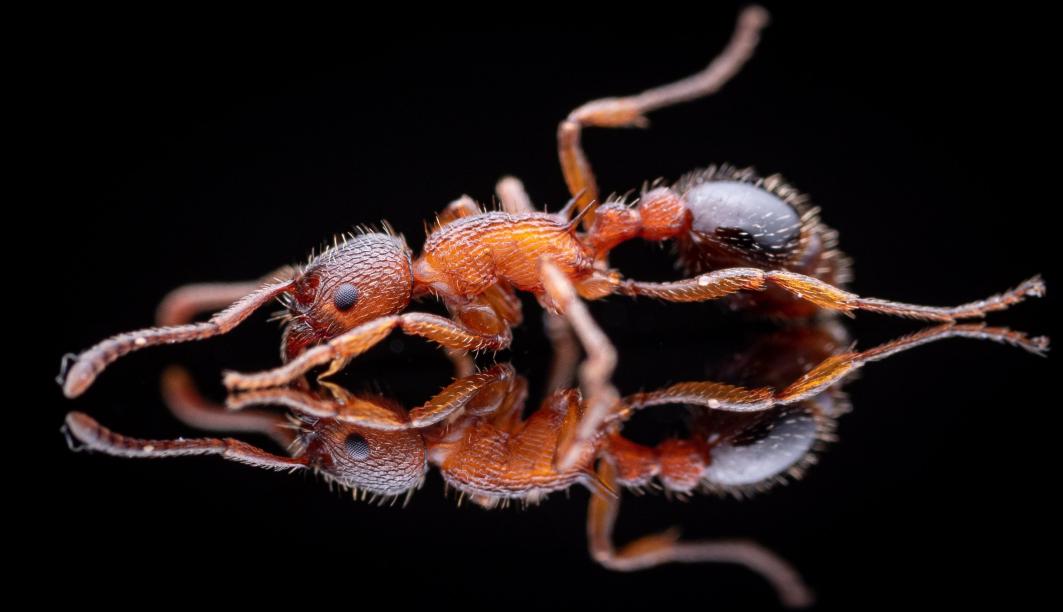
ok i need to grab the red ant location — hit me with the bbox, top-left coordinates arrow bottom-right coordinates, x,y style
63,275 -> 1047,607
59,6 -> 1045,473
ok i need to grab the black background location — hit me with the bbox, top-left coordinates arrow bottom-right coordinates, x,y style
39,5 -> 1057,610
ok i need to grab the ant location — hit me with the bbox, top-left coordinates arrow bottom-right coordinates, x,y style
63,273 -> 1047,607
59,6 -> 1045,473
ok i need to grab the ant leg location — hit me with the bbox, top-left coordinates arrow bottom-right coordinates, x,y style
63,412 -> 306,471
223,312 -> 512,391
436,193 -> 523,377
492,176 -> 581,391
619,269 -> 1045,322
228,385 -> 409,429
610,324 -> 1047,421
162,366 -> 296,448
540,261 -> 620,472
155,265 -> 299,326
60,279 -> 296,398
496,176 -> 535,214
437,195 -> 481,226
544,310 -> 581,392
228,363 -> 517,430
587,459 -> 812,607
558,6 -> 769,225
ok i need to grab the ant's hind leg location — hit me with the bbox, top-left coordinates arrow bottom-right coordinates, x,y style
558,6 -> 769,225
620,269 -> 1045,323
587,459 -> 813,608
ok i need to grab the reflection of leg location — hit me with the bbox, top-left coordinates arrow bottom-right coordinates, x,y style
223,312 -> 512,391
558,6 -> 769,224
162,366 -> 295,448
228,363 -> 516,431
543,310 -> 580,393
64,412 -> 305,471
495,176 -> 534,214
540,261 -> 619,471
588,459 -> 812,608
613,323 -> 1048,422
621,269 -> 1045,322
494,173 -> 580,393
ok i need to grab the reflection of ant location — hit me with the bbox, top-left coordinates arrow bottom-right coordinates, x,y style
60,6 -> 1044,444
64,261 -> 1047,606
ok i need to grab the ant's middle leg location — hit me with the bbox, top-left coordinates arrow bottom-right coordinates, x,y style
228,363 -> 518,430
558,6 -> 769,225
495,176 -> 583,392
540,261 -> 620,472
619,268 -> 1045,323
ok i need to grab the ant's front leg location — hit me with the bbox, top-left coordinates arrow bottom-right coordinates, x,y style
223,307 -> 512,391
228,363 -> 518,431
587,459 -> 813,607
558,6 -> 769,225
620,268 -> 1045,323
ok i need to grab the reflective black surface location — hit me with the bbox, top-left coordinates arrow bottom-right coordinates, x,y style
43,5 -> 1055,610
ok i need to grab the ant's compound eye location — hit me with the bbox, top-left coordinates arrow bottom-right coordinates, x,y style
334,283 -> 360,311
345,433 -> 371,460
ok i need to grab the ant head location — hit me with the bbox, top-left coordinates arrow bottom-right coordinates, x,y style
302,411 -> 427,497
284,232 -> 413,356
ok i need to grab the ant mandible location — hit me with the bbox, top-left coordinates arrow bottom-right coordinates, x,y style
60,7 -> 1045,470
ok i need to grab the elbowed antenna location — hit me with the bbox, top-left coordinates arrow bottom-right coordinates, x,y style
59,280 -> 295,398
